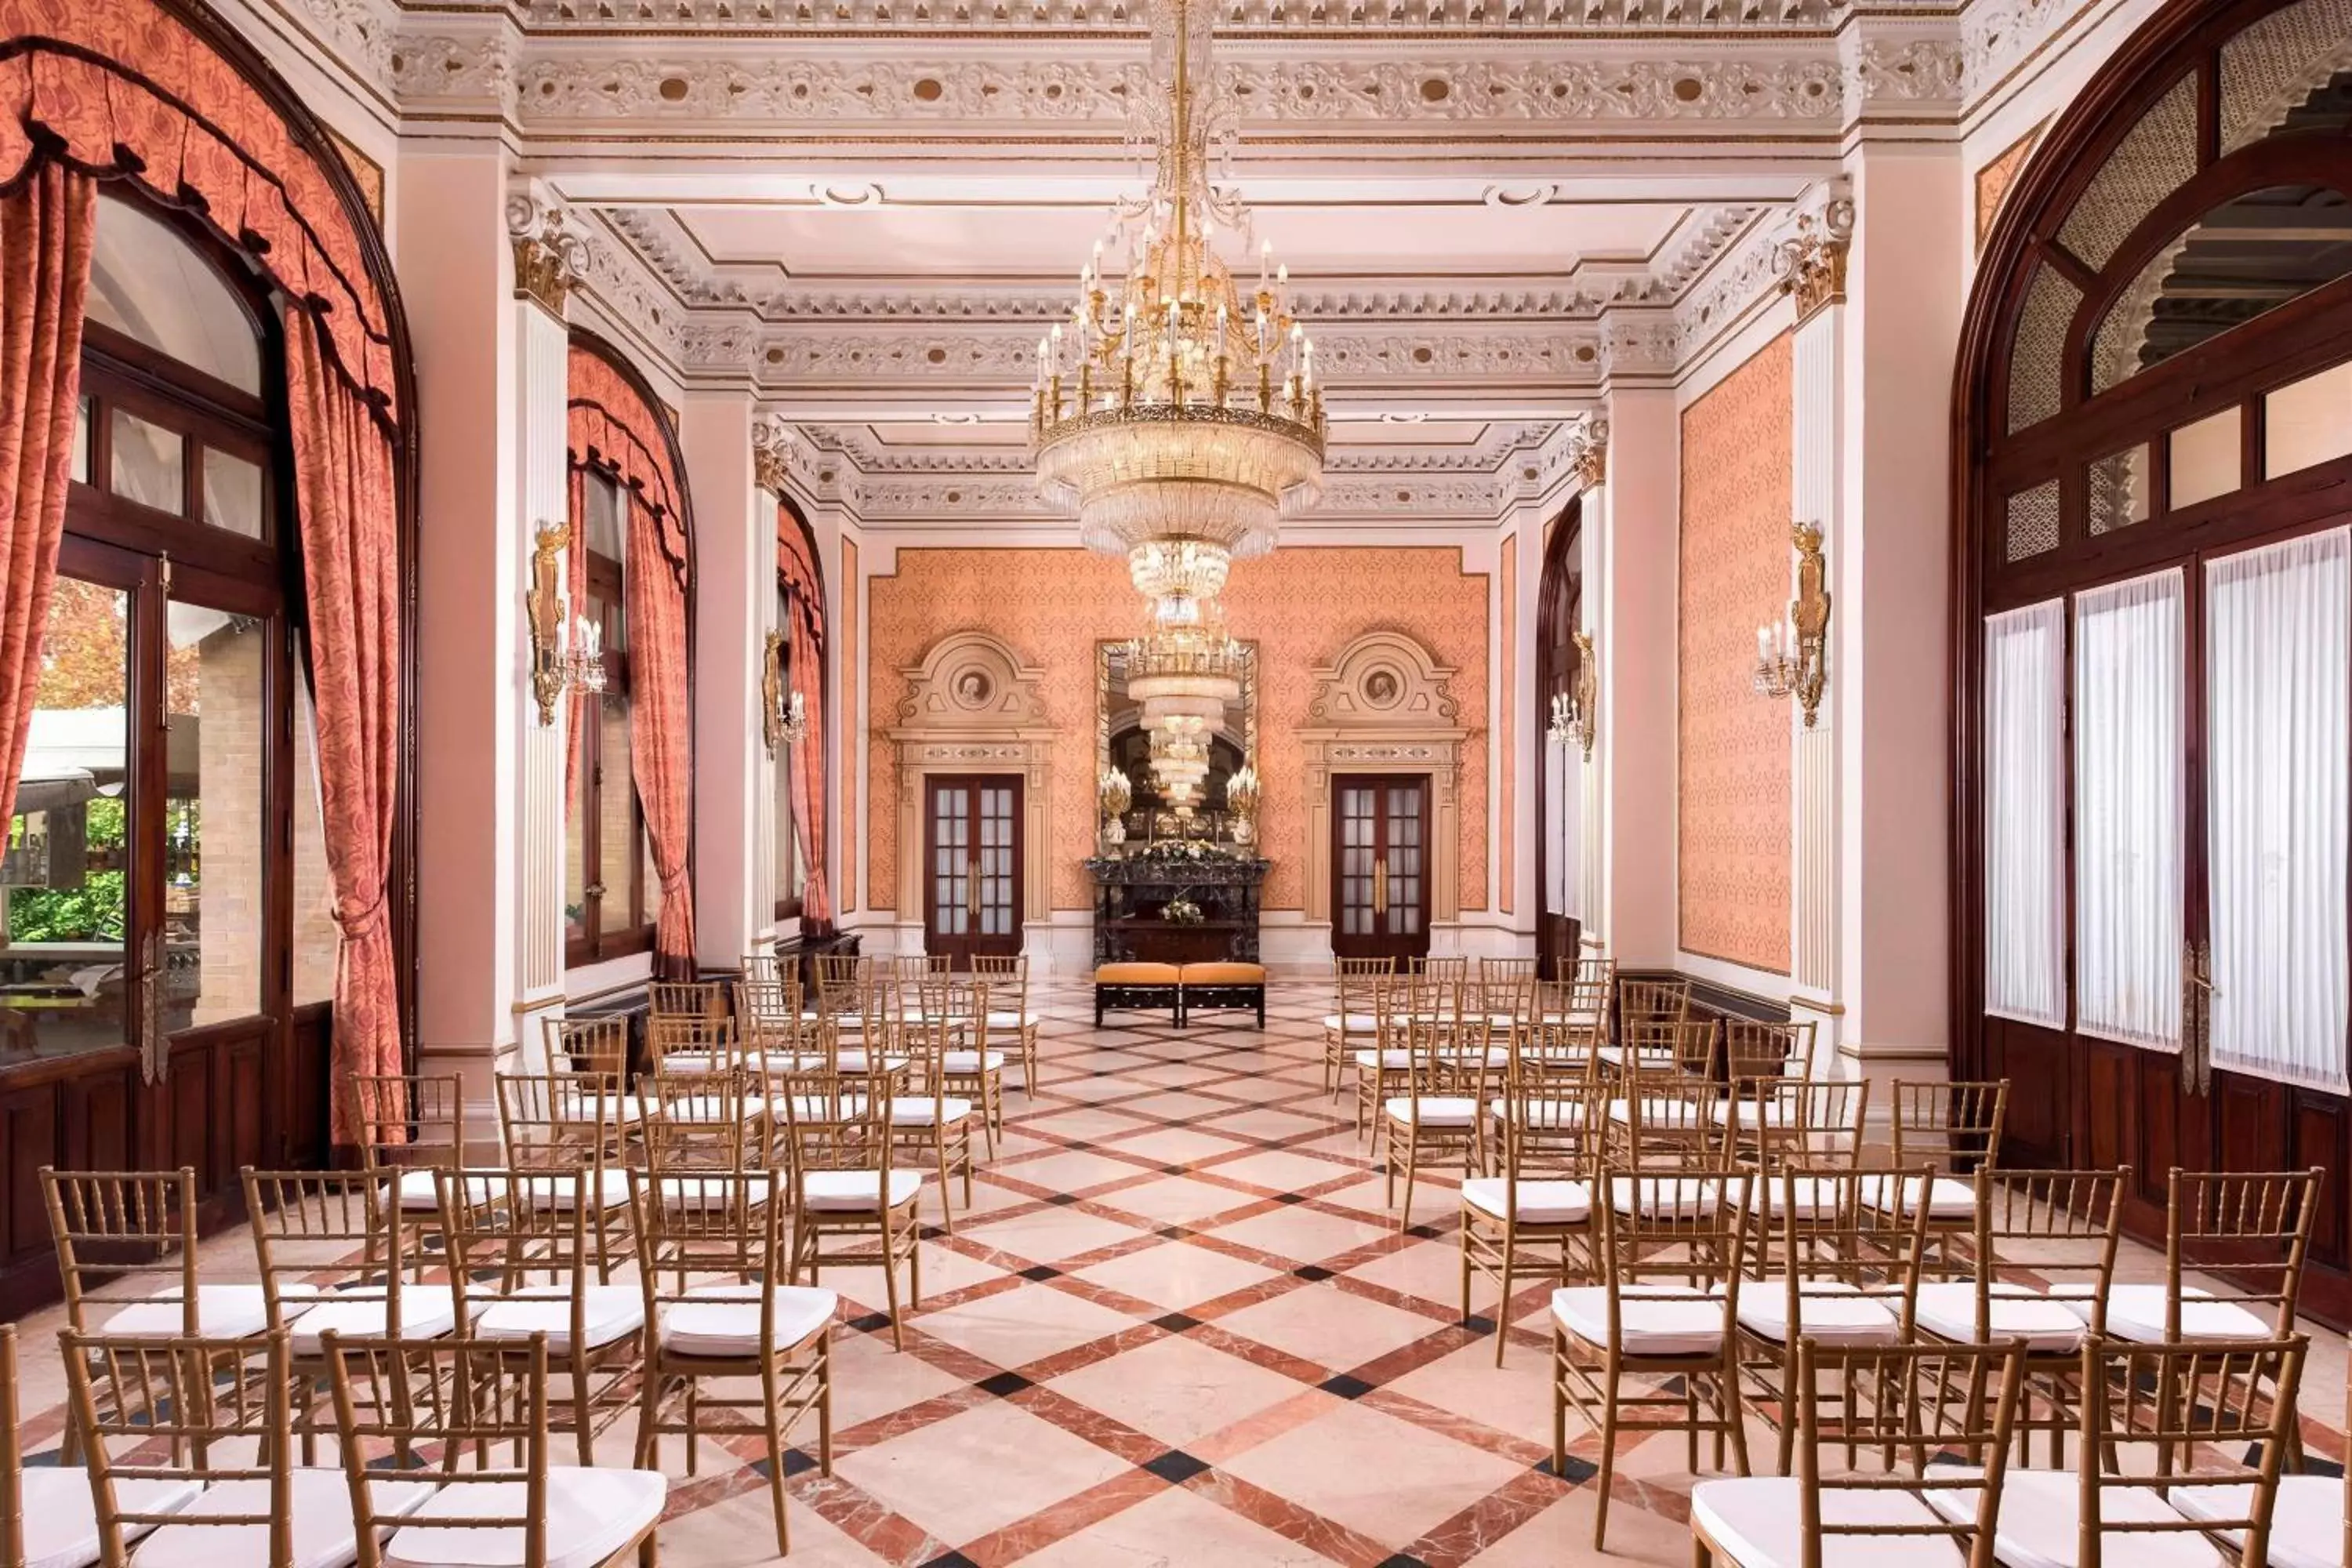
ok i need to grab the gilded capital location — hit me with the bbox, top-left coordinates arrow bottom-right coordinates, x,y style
506,191 -> 583,320
1567,418 -> 1609,488
753,444 -> 789,497
1775,200 -> 1853,324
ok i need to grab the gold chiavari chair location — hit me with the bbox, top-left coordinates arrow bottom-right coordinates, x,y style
1691,1338 -> 2030,1568
349,1073 -> 470,1265
1734,1165 -> 1933,1477
736,976 -> 817,1072
813,951 -> 870,1026
439,1167 -> 648,1466
1862,1079 -> 2011,1262
938,975 -> 1009,1152
1408,955 -> 1471,1044
1721,1079 -> 1868,1180
321,1332 -> 665,1568
1608,975 -> 1693,1063
1381,975 -> 1485,1230
492,1072 -> 633,1277
1721,1019 -> 1814,1088
636,1068 -> 767,1175
1323,956 -> 1393,1100
1553,1169 -> 1750,1551
2171,1334 -> 2348,1567
645,1011 -> 741,1076
0,1323 -> 204,1568
1512,978 -> 1603,1092
1913,1167 -> 2128,1465
43,1166 -> 289,1345
1941,1338 -> 2306,1568
892,986 -> 979,1231
1446,956 -> 1536,1095
1461,1074 -> 1601,1366
2072,1166 -> 2324,1347
1350,976 -> 1413,1141
971,953 -> 1039,1094
648,978 -> 726,1021
1565,953 -> 1616,1034
242,1168 -> 459,1459
65,1327 -> 441,1566
1602,1022 -> 1719,1171
543,1013 -> 630,1078
778,1058 -> 924,1349
739,949 -> 787,986
629,1166 -> 833,1555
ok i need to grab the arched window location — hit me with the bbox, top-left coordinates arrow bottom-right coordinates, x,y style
1957,0 -> 2352,1314
565,469 -> 654,962
775,497 -> 826,923
1534,500 -> 1584,978
5,187 -> 338,1095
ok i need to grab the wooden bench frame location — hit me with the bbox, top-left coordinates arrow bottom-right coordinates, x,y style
1176,981 -> 1265,1029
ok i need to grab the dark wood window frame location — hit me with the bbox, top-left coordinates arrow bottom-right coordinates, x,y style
1534,500 -> 1584,979
1954,0 -> 2352,1323
775,498 -> 826,924
565,466 -> 656,968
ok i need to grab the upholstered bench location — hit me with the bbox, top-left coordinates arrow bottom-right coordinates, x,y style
1094,962 -> 1182,1025
1177,962 -> 1267,1029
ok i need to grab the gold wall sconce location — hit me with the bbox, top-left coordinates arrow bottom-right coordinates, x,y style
1752,522 -> 1831,728
1548,630 -> 1600,760
526,521 -> 604,728
762,630 -> 809,756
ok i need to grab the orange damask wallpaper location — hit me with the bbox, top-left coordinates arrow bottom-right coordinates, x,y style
867,547 -> 1490,914
1678,332 -> 1794,975
840,536 -> 860,912
1497,535 -> 1516,918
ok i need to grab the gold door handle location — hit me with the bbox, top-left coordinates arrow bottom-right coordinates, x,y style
967,862 -> 981,918
1373,859 -> 1388,916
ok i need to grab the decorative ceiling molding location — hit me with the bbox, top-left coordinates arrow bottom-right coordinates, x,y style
1960,0 -> 2098,106
510,0 -> 1853,34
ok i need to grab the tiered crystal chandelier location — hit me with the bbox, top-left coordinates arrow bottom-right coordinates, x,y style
1034,0 -> 1323,818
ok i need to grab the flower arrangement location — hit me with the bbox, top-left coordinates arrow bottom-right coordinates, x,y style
1162,894 -> 1205,925
1131,838 -> 1232,866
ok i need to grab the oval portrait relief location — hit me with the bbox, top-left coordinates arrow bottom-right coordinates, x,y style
953,668 -> 993,706
1363,667 -> 1401,706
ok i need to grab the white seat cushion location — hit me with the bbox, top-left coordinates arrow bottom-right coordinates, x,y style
1751,1175 -> 1846,1220
1736,1280 -> 1901,1346
2049,1282 -> 2273,1343
1384,1096 -> 1479,1127
383,1468 -> 666,1568
1913,1283 -> 2087,1352
289,1286 -> 462,1355
659,1282 -> 837,1357
20,1468 -> 201,1568
1857,1173 -> 1978,1221
134,1469 -> 434,1568
802,1168 -> 925,1212
1606,1176 -> 1736,1218
1693,1475 -> 1967,1567
941,1050 -> 1006,1073
1550,1284 -> 1728,1356
654,1051 -> 731,1074
1922,1468 -> 2219,1568
887,1095 -> 972,1126
1323,1012 -> 1382,1033
654,1175 -> 773,1210
100,1284 -> 306,1340
472,1285 -> 645,1352
650,1094 -> 768,1125
984,1011 -> 1037,1031
1461,1178 -> 1590,1225
1352,1048 -> 1414,1070
386,1169 -> 499,1213
1605,1097 -> 1711,1131
2171,1477 -> 2343,1568
1486,1097 -> 1588,1129
832,1051 -> 910,1073
515,1170 -> 633,1210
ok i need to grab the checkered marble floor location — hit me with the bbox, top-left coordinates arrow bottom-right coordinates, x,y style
7,980 -> 2345,1567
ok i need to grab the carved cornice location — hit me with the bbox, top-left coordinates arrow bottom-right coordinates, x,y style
1962,0 -> 2097,106
511,0 -> 1848,34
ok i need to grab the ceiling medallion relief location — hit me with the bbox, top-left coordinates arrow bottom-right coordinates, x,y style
1298,630 -> 1469,935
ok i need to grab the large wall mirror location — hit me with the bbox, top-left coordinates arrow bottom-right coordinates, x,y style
1096,639 -> 1258,845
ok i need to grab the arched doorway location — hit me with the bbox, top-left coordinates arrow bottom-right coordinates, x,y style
1953,0 -> 2352,1317
1535,500 -> 1584,978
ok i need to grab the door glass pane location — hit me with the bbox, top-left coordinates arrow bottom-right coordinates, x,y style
86,192 -> 264,395
290,681 -> 336,1007
2168,408 -> 2242,510
111,408 -> 183,514
168,597 -> 264,1029
2,579 -> 130,1058
598,693 -> 634,935
202,448 -> 265,539
564,707 -> 588,935
2264,361 -> 2352,479
71,397 -> 90,484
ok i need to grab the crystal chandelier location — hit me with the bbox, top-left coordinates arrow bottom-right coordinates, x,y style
1031,0 -> 1326,627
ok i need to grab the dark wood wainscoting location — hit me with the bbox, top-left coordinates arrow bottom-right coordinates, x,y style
1969,1021 -> 2352,1326
0,1004 -> 332,1319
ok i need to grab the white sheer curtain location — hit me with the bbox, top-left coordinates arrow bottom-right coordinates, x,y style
2074,569 -> 2183,1051
2206,528 -> 2350,1093
1984,600 -> 2067,1027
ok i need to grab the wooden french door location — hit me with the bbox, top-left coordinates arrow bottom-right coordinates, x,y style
1331,775 -> 1430,962
923,775 -> 1022,968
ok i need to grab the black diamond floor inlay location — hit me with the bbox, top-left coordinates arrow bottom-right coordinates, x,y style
1140,1449 -> 1213,1485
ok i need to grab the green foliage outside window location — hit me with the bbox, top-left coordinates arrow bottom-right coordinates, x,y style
6,797 -> 128,943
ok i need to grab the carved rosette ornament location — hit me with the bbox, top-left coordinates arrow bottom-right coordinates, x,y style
506,192 -> 585,320
1774,200 -> 1853,324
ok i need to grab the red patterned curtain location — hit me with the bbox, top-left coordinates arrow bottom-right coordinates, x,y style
626,492 -> 695,975
2,19 -> 412,1141
777,507 -> 831,924
0,165 -> 95,833
287,318 -> 403,1141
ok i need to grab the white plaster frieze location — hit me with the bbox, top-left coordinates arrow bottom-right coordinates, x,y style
510,0 -> 1846,33
1961,0 -> 2098,105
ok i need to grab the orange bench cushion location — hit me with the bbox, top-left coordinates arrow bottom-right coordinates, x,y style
1179,963 -> 1267,986
1096,963 -> 1181,985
